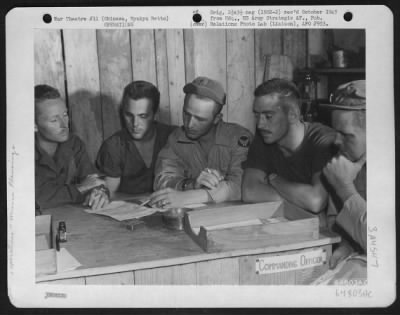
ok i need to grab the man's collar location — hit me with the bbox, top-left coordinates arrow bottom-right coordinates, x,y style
35,134 -> 73,165
177,121 -> 228,145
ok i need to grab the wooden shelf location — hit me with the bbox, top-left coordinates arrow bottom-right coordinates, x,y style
299,68 -> 365,74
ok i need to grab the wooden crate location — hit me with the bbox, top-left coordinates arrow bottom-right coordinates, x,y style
35,214 -> 53,250
184,201 -> 319,253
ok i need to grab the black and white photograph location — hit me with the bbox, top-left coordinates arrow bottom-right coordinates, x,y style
6,5 -> 395,308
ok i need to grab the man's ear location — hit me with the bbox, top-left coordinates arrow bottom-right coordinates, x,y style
213,113 -> 222,124
287,107 -> 300,124
34,123 -> 38,132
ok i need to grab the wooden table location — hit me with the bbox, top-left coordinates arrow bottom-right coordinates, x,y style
36,200 -> 340,285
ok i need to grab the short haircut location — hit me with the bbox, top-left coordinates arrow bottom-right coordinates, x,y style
35,85 -> 62,120
121,81 -> 160,113
183,93 -> 223,116
35,84 -> 61,103
254,79 -> 301,114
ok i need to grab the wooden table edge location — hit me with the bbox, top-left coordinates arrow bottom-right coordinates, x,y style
36,231 -> 340,282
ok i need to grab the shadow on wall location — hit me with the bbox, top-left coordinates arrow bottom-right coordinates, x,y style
67,89 -> 120,162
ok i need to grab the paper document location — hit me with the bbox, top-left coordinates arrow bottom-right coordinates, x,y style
184,203 -> 207,209
56,248 -> 82,273
85,200 -> 163,221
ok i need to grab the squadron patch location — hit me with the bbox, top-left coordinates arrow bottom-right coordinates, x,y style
238,135 -> 250,148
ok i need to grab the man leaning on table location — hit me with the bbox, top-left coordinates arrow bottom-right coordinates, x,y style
35,84 -> 109,210
320,80 -> 367,275
96,81 -> 176,198
150,76 -> 252,209
241,78 -> 337,219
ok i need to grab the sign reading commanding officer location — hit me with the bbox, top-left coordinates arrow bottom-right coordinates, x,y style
242,79 -> 336,215
96,81 -> 176,197
35,85 -> 109,210
150,76 -> 252,209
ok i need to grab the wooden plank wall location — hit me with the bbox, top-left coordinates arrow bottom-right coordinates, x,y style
35,29 -> 316,162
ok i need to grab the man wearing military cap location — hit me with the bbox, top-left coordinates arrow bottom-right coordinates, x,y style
150,76 -> 252,208
321,80 -> 367,269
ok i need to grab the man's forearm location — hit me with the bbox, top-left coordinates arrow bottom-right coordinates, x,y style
242,178 -> 281,203
336,193 -> 367,251
154,173 -> 185,190
269,176 -> 326,213
207,180 -> 240,203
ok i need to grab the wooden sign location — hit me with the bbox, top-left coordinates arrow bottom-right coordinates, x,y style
255,248 -> 327,275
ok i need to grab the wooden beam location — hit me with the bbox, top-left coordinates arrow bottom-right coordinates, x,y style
97,29 -> 132,140
154,29 -> 171,124
34,29 -> 66,99
283,29 -> 307,71
166,29 -> 186,126
226,29 -> 256,133
63,30 -> 102,162
130,29 -> 157,85
85,271 -> 134,285
254,29 -> 282,86
184,29 -> 228,119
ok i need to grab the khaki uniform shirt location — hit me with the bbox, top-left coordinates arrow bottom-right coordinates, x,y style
154,121 -> 252,203
35,134 -> 96,209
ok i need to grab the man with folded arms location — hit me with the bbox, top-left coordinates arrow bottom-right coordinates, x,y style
242,79 -> 336,218
150,76 -> 252,208
35,84 -> 109,210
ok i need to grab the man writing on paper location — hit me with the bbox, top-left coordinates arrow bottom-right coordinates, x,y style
35,85 -> 109,210
320,80 -> 366,274
96,81 -> 175,198
242,79 -> 336,218
150,76 -> 252,208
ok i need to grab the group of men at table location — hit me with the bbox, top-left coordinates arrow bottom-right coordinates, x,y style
35,76 -> 366,271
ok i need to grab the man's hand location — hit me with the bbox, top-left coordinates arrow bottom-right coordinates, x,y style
323,154 -> 366,187
323,154 -> 366,201
83,185 -> 110,210
329,240 -> 354,269
149,188 -> 193,209
195,168 -> 224,190
76,174 -> 105,194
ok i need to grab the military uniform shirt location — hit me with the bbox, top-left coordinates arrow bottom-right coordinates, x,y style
329,165 -> 367,251
96,122 -> 176,194
35,134 -> 96,209
154,121 -> 252,203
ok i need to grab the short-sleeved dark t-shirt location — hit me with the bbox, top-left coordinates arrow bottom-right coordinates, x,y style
96,122 -> 176,194
243,122 -> 337,184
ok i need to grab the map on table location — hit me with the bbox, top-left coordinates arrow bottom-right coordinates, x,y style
84,200 -> 163,221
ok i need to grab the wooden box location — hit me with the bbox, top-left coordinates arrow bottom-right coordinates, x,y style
35,215 -> 53,250
184,201 -> 319,253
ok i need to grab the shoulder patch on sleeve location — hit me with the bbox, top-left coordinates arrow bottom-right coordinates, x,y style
238,135 -> 250,148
